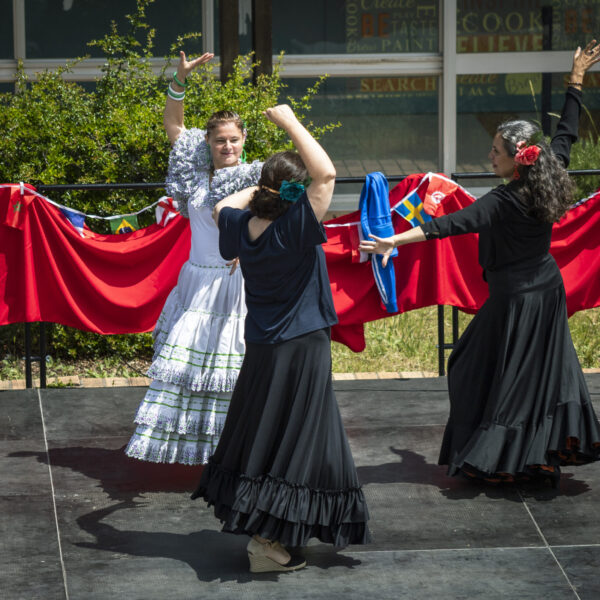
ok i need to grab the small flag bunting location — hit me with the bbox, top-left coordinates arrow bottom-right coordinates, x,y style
393,189 -> 432,228
109,214 -> 139,234
60,207 -> 86,236
155,196 -> 179,227
422,175 -> 459,217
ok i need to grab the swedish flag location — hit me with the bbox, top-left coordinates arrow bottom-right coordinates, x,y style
393,190 -> 432,228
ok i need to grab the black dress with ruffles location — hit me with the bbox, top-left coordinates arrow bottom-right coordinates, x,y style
192,192 -> 371,547
421,86 -> 600,481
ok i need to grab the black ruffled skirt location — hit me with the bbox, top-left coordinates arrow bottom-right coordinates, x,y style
192,328 -> 371,547
439,254 -> 600,480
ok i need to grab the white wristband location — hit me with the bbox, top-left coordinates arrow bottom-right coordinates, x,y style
167,83 -> 185,101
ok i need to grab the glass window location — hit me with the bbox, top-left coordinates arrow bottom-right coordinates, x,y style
25,0 -> 203,59
285,76 -> 439,179
273,0 -> 439,55
456,72 -> 600,172
457,1 -> 600,54
213,0 -> 253,57
0,0 -> 12,59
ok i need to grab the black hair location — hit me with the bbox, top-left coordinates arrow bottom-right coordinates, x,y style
249,151 -> 308,220
497,119 -> 574,222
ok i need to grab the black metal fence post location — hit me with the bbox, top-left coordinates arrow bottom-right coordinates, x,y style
23,322 -> 47,388
24,322 -> 33,388
39,322 -> 47,388
437,305 -> 446,376
434,173 -> 464,376
452,306 -> 459,345
436,305 -> 461,376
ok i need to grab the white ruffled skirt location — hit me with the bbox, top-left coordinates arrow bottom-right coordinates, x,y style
126,258 -> 246,465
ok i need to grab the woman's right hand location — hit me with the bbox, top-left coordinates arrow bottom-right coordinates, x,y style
175,51 -> 214,86
571,40 -> 600,82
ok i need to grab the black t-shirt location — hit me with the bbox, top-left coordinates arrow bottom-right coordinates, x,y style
421,87 -> 581,272
218,192 -> 338,344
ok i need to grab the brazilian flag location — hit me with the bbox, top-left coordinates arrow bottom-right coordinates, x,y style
109,215 -> 139,234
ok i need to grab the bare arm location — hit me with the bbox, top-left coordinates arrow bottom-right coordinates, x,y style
212,186 -> 259,226
164,51 -> 214,145
263,105 -> 336,222
359,228 -> 427,268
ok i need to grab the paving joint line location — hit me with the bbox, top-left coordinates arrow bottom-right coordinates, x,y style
337,542 -> 600,555
517,488 -> 582,600
37,388 -> 70,600
4,368 -> 600,390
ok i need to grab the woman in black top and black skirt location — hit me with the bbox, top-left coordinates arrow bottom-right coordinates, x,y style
192,104 -> 370,572
359,41 -> 600,487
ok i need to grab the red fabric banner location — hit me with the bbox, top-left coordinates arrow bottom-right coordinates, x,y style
325,174 -> 600,351
0,185 -> 190,333
1,180 -> 598,351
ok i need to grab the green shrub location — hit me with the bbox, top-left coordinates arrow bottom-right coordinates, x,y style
0,0 -> 338,362
551,102 -> 600,199
569,133 -> 600,199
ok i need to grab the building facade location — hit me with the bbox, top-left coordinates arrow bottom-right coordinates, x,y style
2,0 -> 600,206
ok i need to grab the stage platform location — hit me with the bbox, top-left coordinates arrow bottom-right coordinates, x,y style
2,376 -> 600,600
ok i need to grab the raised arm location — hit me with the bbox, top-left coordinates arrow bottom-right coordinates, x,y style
551,40 -> 600,166
212,186 -> 259,226
263,105 -> 336,222
164,51 -> 214,145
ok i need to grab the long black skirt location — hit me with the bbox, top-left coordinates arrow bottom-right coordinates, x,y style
439,254 -> 600,479
192,328 -> 371,548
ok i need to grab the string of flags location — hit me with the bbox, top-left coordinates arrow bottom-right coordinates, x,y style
390,171 -> 595,229
4,173 -> 595,237
391,173 -> 464,227
34,187 -> 179,236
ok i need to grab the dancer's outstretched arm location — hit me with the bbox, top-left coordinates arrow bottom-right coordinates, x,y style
359,229 -> 427,268
263,105 -> 336,222
164,51 -> 214,145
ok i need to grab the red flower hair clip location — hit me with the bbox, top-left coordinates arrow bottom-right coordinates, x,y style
514,141 -> 541,166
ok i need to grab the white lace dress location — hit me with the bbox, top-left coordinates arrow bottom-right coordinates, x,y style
125,128 -> 262,464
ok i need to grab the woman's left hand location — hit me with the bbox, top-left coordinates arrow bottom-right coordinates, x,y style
572,39 -> 600,77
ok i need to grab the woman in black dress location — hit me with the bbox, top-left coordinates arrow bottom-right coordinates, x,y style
359,41 -> 600,487
192,104 -> 370,572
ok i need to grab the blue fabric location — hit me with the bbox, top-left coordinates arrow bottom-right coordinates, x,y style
359,172 -> 398,313
218,192 -> 338,344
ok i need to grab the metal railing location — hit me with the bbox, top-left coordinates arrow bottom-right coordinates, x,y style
17,167 -> 600,385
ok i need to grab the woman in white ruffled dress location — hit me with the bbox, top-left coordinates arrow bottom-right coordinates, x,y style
125,51 -> 262,465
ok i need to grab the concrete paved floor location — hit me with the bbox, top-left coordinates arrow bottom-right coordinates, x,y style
2,376 -> 600,600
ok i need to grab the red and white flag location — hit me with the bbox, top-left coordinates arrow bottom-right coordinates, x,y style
155,196 -> 179,227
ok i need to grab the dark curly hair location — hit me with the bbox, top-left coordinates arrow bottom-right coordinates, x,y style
250,151 -> 308,220
497,120 -> 574,222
